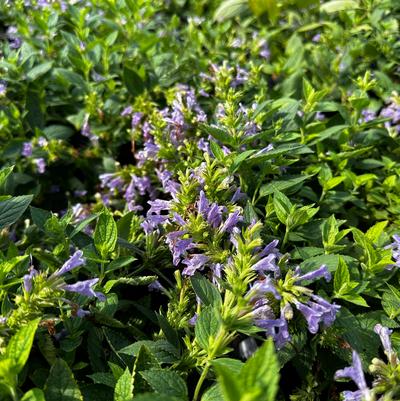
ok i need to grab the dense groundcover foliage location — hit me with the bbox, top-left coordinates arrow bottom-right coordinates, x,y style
1,0 -> 400,400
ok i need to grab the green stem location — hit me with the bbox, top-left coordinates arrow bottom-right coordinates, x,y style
193,329 -> 227,401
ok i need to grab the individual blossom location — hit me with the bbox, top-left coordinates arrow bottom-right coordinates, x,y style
295,294 -> 340,334
148,280 -> 165,292
359,109 -> 376,124
34,158 -> 46,174
182,254 -> 209,276
0,81 -> 7,96
23,267 -> 38,292
21,142 -> 33,157
385,234 -> 400,270
294,264 -> 331,283
374,324 -> 398,364
219,210 -> 243,233
62,278 -> 105,301
166,231 -> 195,265
121,106 -> 133,117
335,351 -> 373,401
131,112 -> 143,128
52,250 -> 85,277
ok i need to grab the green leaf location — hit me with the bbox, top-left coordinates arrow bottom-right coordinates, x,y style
211,358 -> 244,375
199,124 -> 234,146
103,276 -> 157,293
4,318 -> 40,375
320,0 -> 359,13
323,176 -> 345,191
307,125 -> 348,145
365,221 -> 388,244
140,369 -> 188,400
43,125 -> 74,140
123,66 -> 145,98
119,340 -> 179,364
214,0 -> 248,21
190,273 -> 222,307
260,175 -> 311,197
87,372 -> 116,388
114,367 -> 133,401
213,364 -> 241,401
132,394 -> 183,401
195,307 -> 221,351
30,206 -> 52,230
333,258 -> 350,295
240,338 -> 279,401
27,61 -> 54,81
210,141 -> 225,161
94,210 -> 118,258
0,195 -> 33,230
21,389 -> 46,401
0,165 -> 14,189
382,286 -> 400,320
44,359 -> 83,401
273,191 -> 292,225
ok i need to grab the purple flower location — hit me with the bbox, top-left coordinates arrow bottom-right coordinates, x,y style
312,33 -> 321,43
34,158 -> 46,174
189,313 -> 198,326
62,278 -> 105,301
296,294 -> 340,334
197,191 -> 210,216
22,142 -> 33,157
255,309 -> 290,349
23,268 -> 38,292
231,67 -> 249,87
76,308 -> 91,318
99,173 -> 124,191
335,351 -> 372,401
207,203 -> 224,228
295,264 -> 331,283
135,142 -> 159,165
374,324 -> 397,363
147,199 -> 171,215
121,106 -> 133,117
53,250 -> 85,277
252,254 -> 279,275
182,254 -> 209,276
148,280 -> 164,292
220,210 -> 243,233
385,234 -> 400,269
0,81 -> 7,96
247,277 -> 281,301
166,231 -> 195,265
37,137 -> 48,147
131,112 -> 143,128
359,109 -> 376,124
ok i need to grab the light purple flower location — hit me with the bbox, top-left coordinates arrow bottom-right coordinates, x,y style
121,106 -> 133,117
53,250 -> 85,277
22,142 -> 33,157
166,231 -> 195,265
359,109 -> 376,124
255,309 -> 290,349
189,313 -> 198,326
295,264 -> 331,283
374,324 -> 397,363
131,112 -> 143,128
385,234 -> 400,269
252,254 -> 279,275
62,278 -> 105,301
148,280 -> 164,292
23,268 -> 38,292
147,199 -> 171,215
335,351 -> 372,401
220,210 -> 243,233
312,33 -> 321,43
0,82 -> 7,96
247,277 -> 281,301
34,158 -> 46,174
182,254 -> 209,276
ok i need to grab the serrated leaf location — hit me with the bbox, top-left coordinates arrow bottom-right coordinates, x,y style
199,124 -> 234,146
132,345 -> 160,394
114,368 -> 133,401
88,372 -> 116,388
240,338 -> 279,401
119,340 -> 179,364
44,359 -> 83,401
260,175 -> 311,197
334,258 -> 350,295
195,307 -> 221,351
103,276 -> 157,293
213,364 -> 241,401
273,191 -> 292,225
0,165 -> 14,189
94,210 -> 117,258
365,221 -> 388,244
190,273 -> 222,307
5,318 -> 40,376
140,369 -> 188,400
0,195 -> 33,229
307,125 -> 348,145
